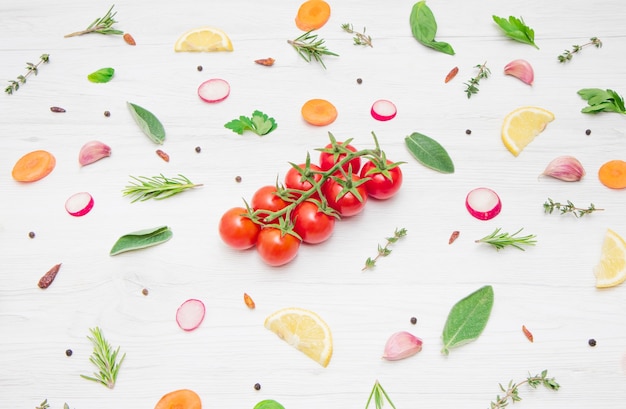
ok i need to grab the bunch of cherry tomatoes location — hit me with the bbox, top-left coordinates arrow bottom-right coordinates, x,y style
218,133 -> 404,266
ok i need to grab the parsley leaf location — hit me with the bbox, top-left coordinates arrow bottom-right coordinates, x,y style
577,88 -> 626,114
224,110 -> 277,136
492,15 -> 538,49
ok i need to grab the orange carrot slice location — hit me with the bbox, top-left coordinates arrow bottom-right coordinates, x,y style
598,160 -> 626,189
301,98 -> 337,126
11,150 -> 56,182
295,0 -> 331,31
154,389 -> 201,409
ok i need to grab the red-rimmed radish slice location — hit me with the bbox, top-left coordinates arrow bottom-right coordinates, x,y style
466,187 -> 502,220
65,192 -> 94,217
371,99 -> 397,121
176,299 -> 206,331
198,78 -> 230,103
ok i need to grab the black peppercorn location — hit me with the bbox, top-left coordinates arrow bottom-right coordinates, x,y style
195,146 -> 201,153
588,338 -> 597,347
410,317 -> 417,325
197,65 -> 203,72
65,349 -> 73,357
104,110 -> 111,117
465,129 -> 472,135
28,231 -> 35,239
585,129 -> 591,135
142,288 -> 149,296
356,78 -> 362,84
235,176 -> 242,183
254,383 -> 261,390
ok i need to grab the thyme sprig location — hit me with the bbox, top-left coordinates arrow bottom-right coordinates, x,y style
490,370 -> 560,408
341,23 -> 373,47
288,30 -> 339,69
365,380 -> 396,409
122,174 -> 203,202
36,400 -> 70,409
363,228 -> 407,271
544,198 -> 603,218
80,327 -> 125,389
5,54 -> 50,95
464,61 -> 490,98
64,5 -> 123,37
558,37 -> 602,63
475,228 -> 536,251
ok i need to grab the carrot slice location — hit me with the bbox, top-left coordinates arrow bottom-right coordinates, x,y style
598,160 -> 626,189
11,150 -> 56,182
295,0 -> 331,31
301,98 -> 337,126
154,389 -> 201,409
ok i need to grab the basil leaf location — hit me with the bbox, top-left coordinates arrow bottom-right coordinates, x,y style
87,67 -> 115,83
254,400 -> 285,409
409,1 -> 455,55
127,102 -> 166,144
110,225 -> 173,256
441,285 -> 494,355
405,132 -> 455,173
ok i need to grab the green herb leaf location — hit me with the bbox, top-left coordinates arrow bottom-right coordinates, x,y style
87,67 -> 115,83
492,15 -> 538,49
127,102 -> 166,144
253,400 -> 285,409
110,225 -> 172,256
577,88 -> 626,114
409,1 -> 455,55
404,132 -> 455,173
224,110 -> 277,136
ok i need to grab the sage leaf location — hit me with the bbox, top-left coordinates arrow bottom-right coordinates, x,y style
127,101 -> 166,144
405,132 -> 455,173
409,1 -> 455,55
110,225 -> 172,256
441,285 -> 494,355
87,67 -> 115,83
253,400 -> 285,409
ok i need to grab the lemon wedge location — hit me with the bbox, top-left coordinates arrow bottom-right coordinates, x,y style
501,106 -> 555,156
174,26 -> 233,52
594,228 -> 626,288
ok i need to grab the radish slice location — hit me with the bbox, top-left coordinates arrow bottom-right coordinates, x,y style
371,99 -> 397,121
65,192 -> 94,217
176,299 -> 206,331
465,187 -> 502,220
197,79 -> 230,103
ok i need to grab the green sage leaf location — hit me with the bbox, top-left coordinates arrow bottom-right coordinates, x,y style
127,101 -> 166,144
87,67 -> 115,83
253,400 -> 285,409
110,225 -> 172,256
441,285 -> 494,355
405,132 -> 455,173
409,1 -> 455,55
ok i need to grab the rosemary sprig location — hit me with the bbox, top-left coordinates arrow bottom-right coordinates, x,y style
464,61 -> 490,99
80,327 -> 125,389
288,30 -> 339,69
544,198 -> 603,218
365,380 -> 396,409
558,37 -> 602,63
64,5 -> 123,37
475,228 -> 536,251
5,54 -> 50,95
122,174 -> 203,202
363,228 -> 407,271
490,370 -> 560,408
341,23 -> 373,47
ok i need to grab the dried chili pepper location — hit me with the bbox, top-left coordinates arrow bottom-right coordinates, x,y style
38,263 -> 61,289
254,58 -> 275,66
444,66 -> 459,83
522,325 -> 534,342
123,33 -> 136,46
156,149 -> 170,162
50,106 -> 66,113
243,293 -> 256,309
448,230 -> 460,244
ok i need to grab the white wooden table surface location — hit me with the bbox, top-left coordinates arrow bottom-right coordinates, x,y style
2,0 -> 626,408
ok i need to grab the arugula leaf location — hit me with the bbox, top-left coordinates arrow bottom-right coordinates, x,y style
578,88 -> 626,114
409,1 -> 455,55
225,110 -> 277,136
492,15 -> 538,49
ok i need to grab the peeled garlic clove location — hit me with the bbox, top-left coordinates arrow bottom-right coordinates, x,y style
504,59 -> 534,85
382,331 -> 423,361
79,140 -> 111,166
541,156 -> 586,182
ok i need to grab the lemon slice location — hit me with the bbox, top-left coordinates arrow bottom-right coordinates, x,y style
174,26 -> 233,52
594,228 -> 626,288
264,307 -> 333,367
501,106 -> 555,156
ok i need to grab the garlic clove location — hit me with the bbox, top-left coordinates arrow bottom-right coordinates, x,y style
541,155 -> 586,182
504,59 -> 534,85
382,331 -> 423,361
79,140 -> 111,166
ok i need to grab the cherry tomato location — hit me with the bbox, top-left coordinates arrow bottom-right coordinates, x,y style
292,201 -> 335,244
360,160 -> 403,200
250,185 -> 289,223
323,174 -> 368,217
284,163 -> 323,198
319,142 -> 361,174
218,207 -> 261,250
256,227 -> 301,266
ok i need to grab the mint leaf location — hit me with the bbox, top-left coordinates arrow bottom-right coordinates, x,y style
87,67 -> 115,83
492,15 -> 538,49
409,1 -> 455,55
405,132 -> 455,173
224,110 -> 277,136
577,88 -> 626,114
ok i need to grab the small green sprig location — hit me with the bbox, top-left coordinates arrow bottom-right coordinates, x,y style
122,174 -> 203,202
80,327 -> 125,389
363,228 -> 407,270
35,400 -> 49,409
558,37 -> 602,63
490,370 -> 560,408
288,30 -> 339,69
544,198 -> 603,218
365,380 -> 396,409
341,23 -> 373,47
475,228 -> 536,251
64,5 -> 123,37
464,61 -> 490,99
5,54 -> 50,95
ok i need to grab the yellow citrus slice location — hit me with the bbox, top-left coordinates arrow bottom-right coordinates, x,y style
594,228 -> 626,288
501,106 -> 555,156
174,26 -> 233,52
264,307 -> 332,367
